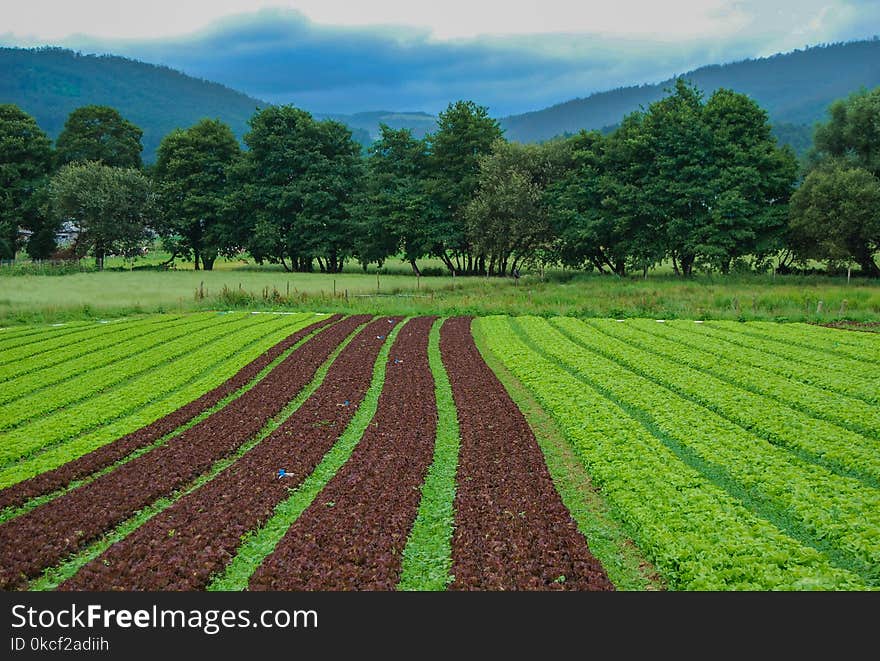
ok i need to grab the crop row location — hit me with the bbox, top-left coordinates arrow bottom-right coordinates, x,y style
0,313 -> 259,432
0,314 -> 219,405
586,319 -> 880,439
0,314 -> 317,487
0,314 -> 335,512
0,320 -> 99,353
61,316 -> 389,590
737,321 -> 880,361
518,317 -> 880,582
621,319 -> 877,405
693,322 -> 878,383
0,319 -> 144,366
0,315 -> 368,589
0,315 -> 189,383
477,316 -> 865,590
554,318 -> 880,486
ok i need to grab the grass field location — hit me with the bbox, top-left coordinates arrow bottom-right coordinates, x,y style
2,266 -> 879,326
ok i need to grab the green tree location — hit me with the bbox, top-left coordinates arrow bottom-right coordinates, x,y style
788,161 -> 880,276
229,106 -> 363,272
356,125 -> 432,274
813,87 -> 880,177
700,88 -> 798,272
153,119 -> 240,270
467,138 -> 569,276
55,105 -> 143,169
0,104 -> 54,259
641,78 -> 714,276
426,100 -> 503,274
48,162 -> 155,269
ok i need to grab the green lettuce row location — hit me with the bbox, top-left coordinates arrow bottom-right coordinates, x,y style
556,318 -> 880,489
0,314 -> 204,402
627,319 -> 877,405
0,320 -> 98,352
0,313 -> 259,432
754,321 -> 880,353
0,318 -> 178,379
0,318 -> 147,366
590,319 -> 880,439
704,321 -> 879,372
0,314 -> 305,470
684,321 -> 878,383
520,317 -> 880,583
476,316 -> 864,590
398,318 -> 460,591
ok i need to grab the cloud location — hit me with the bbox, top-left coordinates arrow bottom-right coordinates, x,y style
3,3 -> 878,116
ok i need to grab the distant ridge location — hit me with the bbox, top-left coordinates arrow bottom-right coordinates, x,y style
0,46 -> 267,162
499,38 -> 880,150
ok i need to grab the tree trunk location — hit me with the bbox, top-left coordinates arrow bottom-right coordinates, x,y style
202,253 -> 216,271
680,253 -> 695,277
856,252 -> 880,278
409,259 -> 421,277
193,247 -> 201,271
440,252 -> 456,275
672,254 -> 680,276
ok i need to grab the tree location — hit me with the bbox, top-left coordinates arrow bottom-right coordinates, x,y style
788,161 -> 880,276
0,104 -> 54,259
229,106 -> 363,272
467,139 -> 569,276
425,100 -> 503,274
153,119 -> 240,270
55,105 -> 143,169
640,79 -> 715,276
700,88 -> 798,272
48,162 -> 155,269
813,86 -> 880,177
355,125 -> 433,274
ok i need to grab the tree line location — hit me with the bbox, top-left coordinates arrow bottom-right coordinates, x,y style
1,80 -> 878,276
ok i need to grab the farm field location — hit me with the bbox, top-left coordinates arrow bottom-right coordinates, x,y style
0,312 -> 877,590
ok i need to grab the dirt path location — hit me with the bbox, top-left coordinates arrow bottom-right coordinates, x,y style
61,317 -> 401,590
0,315 -> 339,511
0,315 -> 368,590
249,316 -> 437,590
440,316 -> 614,591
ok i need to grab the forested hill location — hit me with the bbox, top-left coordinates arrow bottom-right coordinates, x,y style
500,38 -> 880,147
0,47 -> 267,162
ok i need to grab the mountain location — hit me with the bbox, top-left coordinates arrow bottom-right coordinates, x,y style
318,111 -> 438,142
0,46 -> 268,162
500,38 -> 880,153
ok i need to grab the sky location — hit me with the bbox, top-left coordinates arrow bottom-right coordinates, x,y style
1,1 -> 879,115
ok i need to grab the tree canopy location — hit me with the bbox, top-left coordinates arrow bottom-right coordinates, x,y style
55,105 -> 144,169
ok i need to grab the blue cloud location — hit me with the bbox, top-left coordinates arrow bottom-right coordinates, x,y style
15,5 -> 880,116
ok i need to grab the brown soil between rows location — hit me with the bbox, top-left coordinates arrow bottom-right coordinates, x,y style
249,316 -> 437,591
441,316 -> 614,591
60,316 -> 401,591
0,315 -> 339,511
0,315 -> 369,590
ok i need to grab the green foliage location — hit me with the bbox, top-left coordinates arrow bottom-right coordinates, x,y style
153,119 -> 241,270
229,106 -> 364,273
398,319 -> 460,590
426,100 -> 503,273
354,125 -> 433,272
479,315 -> 870,590
55,105 -> 143,168
789,161 -> 880,276
0,104 -> 54,259
48,161 -> 155,268
813,86 -> 880,177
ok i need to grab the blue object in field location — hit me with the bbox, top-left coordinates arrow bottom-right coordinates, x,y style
277,469 -> 287,479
